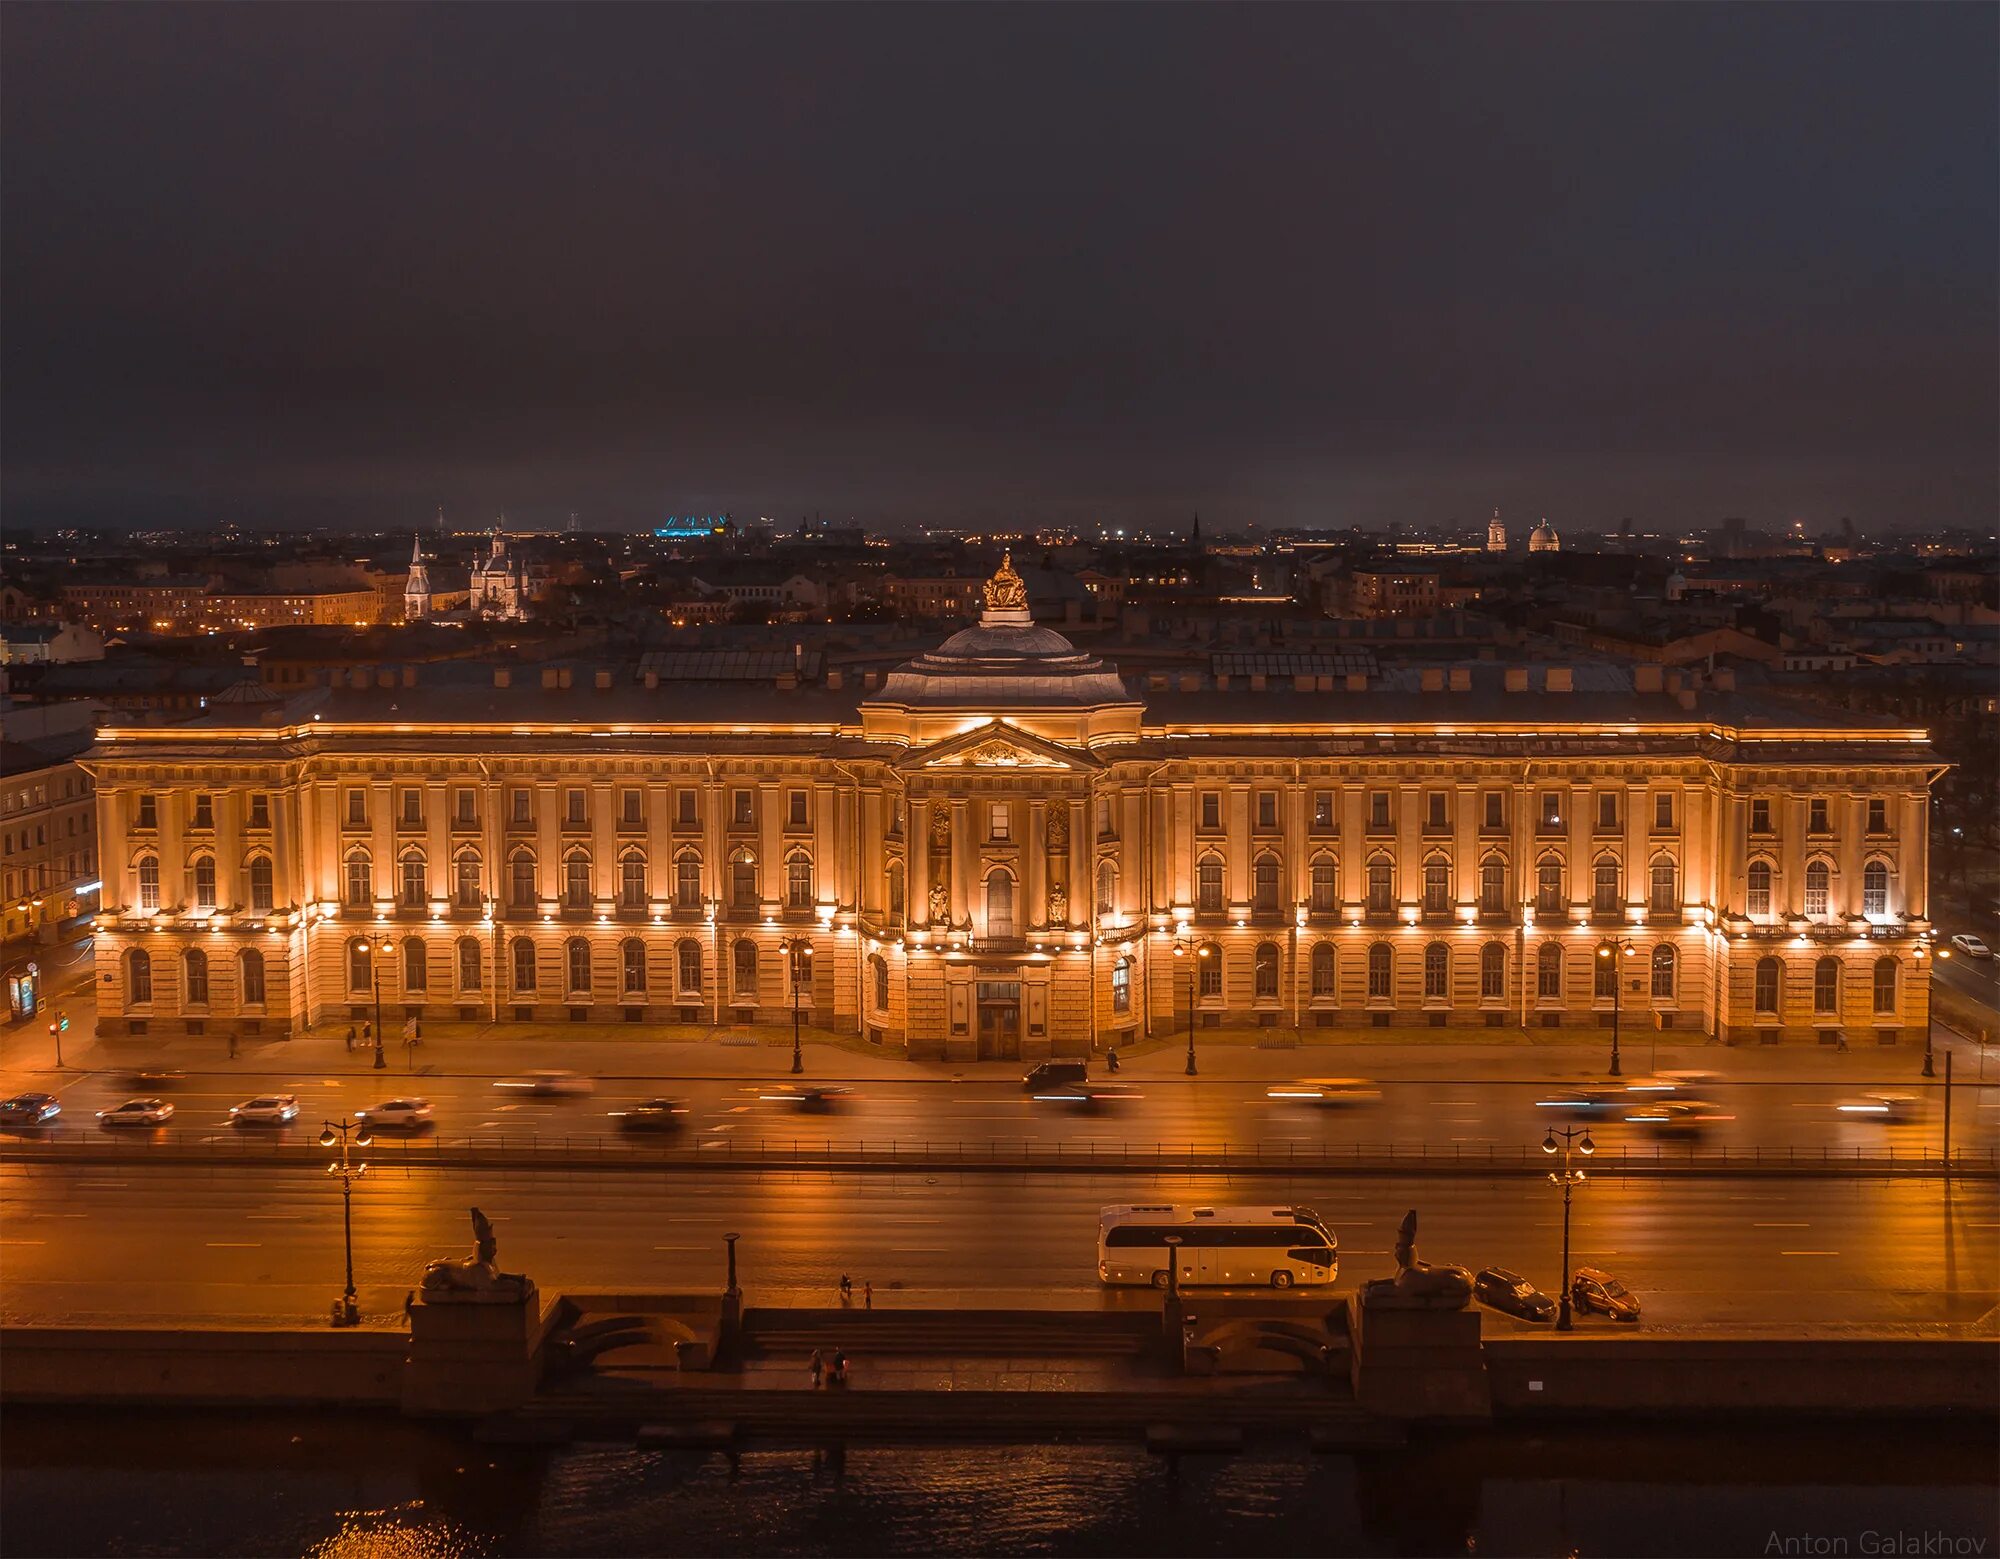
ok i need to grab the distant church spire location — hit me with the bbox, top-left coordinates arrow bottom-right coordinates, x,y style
1486,507 -> 1507,553
1190,512 -> 1202,544
404,535 -> 433,623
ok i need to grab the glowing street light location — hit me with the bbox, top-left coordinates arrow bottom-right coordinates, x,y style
1173,939 -> 1211,1076
319,1116 -> 372,1326
1596,938 -> 1638,1077
1543,1125 -> 1595,1331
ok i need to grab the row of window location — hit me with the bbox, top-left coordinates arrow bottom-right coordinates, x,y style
1202,788 -> 1671,834
1189,852 -> 1684,917
134,793 -> 270,831
3,810 -> 90,853
331,845 -> 821,912
2,851 -> 95,897
1178,940 -> 1678,1001
124,947 -> 267,1006
333,937 -> 809,1000
1748,860 -> 1890,918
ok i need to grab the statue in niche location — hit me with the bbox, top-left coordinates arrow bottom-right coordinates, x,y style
1045,801 -> 1069,852
420,1207 -> 535,1304
1358,1209 -> 1471,1310
930,806 -> 952,852
928,877 -> 951,926
1047,878 -> 1068,929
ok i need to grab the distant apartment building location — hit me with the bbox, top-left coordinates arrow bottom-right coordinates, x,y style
60,579 -> 378,632
881,574 -> 983,621
1347,570 -> 1440,619
0,622 -> 106,666
1,702 -> 101,1008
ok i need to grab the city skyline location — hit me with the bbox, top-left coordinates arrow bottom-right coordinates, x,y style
4,5 -> 1995,533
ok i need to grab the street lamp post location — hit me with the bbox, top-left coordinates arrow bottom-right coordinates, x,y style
1543,1125 -> 1594,1331
362,939 -> 387,1070
46,1006 -> 67,1069
780,937 -> 806,1074
1596,938 -> 1637,1078
319,1116 -> 372,1326
1173,940 -> 1208,1076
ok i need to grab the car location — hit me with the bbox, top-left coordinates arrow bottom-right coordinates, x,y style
131,1069 -> 186,1088
1948,934 -> 1992,959
1266,1077 -> 1382,1106
614,1097 -> 689,1132
495,1070 -> 595,1098
1623,1099 -> 1734,1135
1473,1266 -> 1556,1323
1035,1082 -> 1142,1108
229,1094 -> 300,1126
97,1098 -> 173,1127
0,1093 -> 62,1128
1836,1092 -> 1922,1124
759,1084 -> 851,1112
1534,1088 -> 1623,1117
1023,1060 -> 1088,1093
1570,1267 -> 1641,1322
356,1097 -> 434,1129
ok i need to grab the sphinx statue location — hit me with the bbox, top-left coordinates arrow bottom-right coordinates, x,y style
1358,1208 -> 1472,1310
420,1206 -> 535,1304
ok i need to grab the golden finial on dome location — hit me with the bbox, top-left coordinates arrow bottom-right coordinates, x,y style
982,550 -> 1029,612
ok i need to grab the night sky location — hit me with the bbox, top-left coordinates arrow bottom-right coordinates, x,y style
4,4 -> 1994,534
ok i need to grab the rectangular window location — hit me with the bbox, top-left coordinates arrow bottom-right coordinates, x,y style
1425,792 -> 1446,829
192,794 -> 214,830
400,789 -> 423,826
453,789 -> 476,825
510,789 -> 532,824
1539,792 -> 1562,829
1369,792 -> 1391,830
676,789 -> 698,826
732,790 -> 754,827
988,802 -> 1010,841
1256,792 -> 1278,829
1653,791 -> 1674,830
1750,798 -> 1772,834
619,789 -> 642,826
1596,792 -> 1618,830
787,790 -> 808,828
345,790 -> 368,827
248,794 -> 271,829
1096,796 -> 1115,837
1808,798 -> 1829,834
1867,799 -> 1888,834
137,794 -> 158,830
1199,792 -> 1221,830
1483,792 -> 1504,830
1312,792 -> 1335,830
564,789 -> 586,826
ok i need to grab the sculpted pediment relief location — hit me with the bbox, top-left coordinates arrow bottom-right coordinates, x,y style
929,738 -> 1067,769
896,721 -> 1101,773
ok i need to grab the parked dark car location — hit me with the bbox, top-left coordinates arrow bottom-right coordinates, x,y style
0,1093 -> 61,1128
1473,1266 -> 1556,1322
1023,1060 -> 1088,1094
1570,1266 -> 1642,1322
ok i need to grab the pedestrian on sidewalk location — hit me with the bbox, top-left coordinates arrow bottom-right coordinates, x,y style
809,1348 -> 823,1390
863,1281 -> 873,1310
344,1026 -> 356,1054
838,1273 -> 853,1305
832,1351 -> 849,1388
362,1021 -> 372,1047
1106,1046 -> 1121,1074
227,1032 -> 238,1060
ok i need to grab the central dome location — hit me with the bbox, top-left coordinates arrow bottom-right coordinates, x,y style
927,617 -> 1091,664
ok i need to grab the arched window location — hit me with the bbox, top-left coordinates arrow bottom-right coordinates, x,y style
1535,855 -> 1564,916
183,948 -> 209,1005
1862,860 -> 1889,918
1366,942 -> 1392,1000
403,937 -> 428,992
1422,856 -> 1450,915
248,855 -> 274,912
1650,944 -> 1675,1000
733,939 -> 758,998
1111,956 -> 1132,1014
887,860 -> 906,919
1309,856 -> 1337,914
786,850 -> 814,910
400,850 -> 427,909
126,948 -> 152,1004
1479,856 -> 1506,915
1754,956 -> 1781,1014
1254,942 -> 1280,998
1747,861 -> 1773,918
730,850 -> 758,912
870,952 -> 890,1011
347,938 -> 373,993
345,848 -> 373,907
1252,855 -> 1281,914
1649,856 -> 1678,914
1098,858 -> 1118,911
1480,942 -> 1506,999
1804,860 -> 1830,919
239,948 -> 266,1005
566,938 -> 592,993
621,938 -> 646,995
511,937 -> 537,993
192,855 -> 217,909
457,937 -> 483,992
1196,856 -> 1224,913
1366,855 -> 1394,915
1423,942 -> 1449,1000
1536,942 -> 1563,999
677,939 -> 703,993
563,849 -> 591,910
676,850 -> 703,911
619,850 -> 647,910
788,942 -> 814,992
985,870 -> 1015,940
1813,956 -> 1840,1014
455,849 -> 482,909
1592,856 -> 1621,915
509,848 -> 536,908
1197,942 -> 1223,998
1872,956 -> 1897,1014
1311,942 -> 1337,997
137,854 -> 160,911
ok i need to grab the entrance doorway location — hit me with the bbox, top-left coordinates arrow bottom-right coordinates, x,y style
976,980 -> 1021,1060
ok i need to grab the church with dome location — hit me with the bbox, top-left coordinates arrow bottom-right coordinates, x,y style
82,555 -> 1938,1057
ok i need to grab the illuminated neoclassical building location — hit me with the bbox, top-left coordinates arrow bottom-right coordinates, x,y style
86,558 -> 1940,1057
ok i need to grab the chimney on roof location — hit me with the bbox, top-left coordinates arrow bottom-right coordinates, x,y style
1634,665 -> 1664,693
494,668 -> 511,689
1712,667 -> 1736,692
1345,672 -> 1368,692
376,670 -> 395,689
1676,687 -> 1698,710
1449,667 -> 1471,691
1505,668 -> 1529,692
594,669 -> 612,690
541,669 -> 558,689
827,669 -> 843,690
1249,674 -> 1265,691
643,670 -> 659,689
401,667 -> 415,688
1420,668 -> 1444,693
1547,667 -> 1574,693
558,668 -> 573,689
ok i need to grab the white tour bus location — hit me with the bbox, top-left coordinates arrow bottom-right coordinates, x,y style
1097,1204 -> 1338,1289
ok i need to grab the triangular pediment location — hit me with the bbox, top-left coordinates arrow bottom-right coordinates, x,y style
895,721 -> 1100,772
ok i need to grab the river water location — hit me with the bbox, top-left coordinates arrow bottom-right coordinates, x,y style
3,1409 -> 1994,1558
